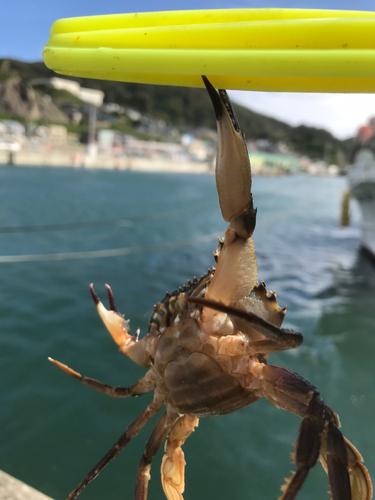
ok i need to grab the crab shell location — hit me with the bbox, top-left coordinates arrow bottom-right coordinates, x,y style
49,77 -> 373,500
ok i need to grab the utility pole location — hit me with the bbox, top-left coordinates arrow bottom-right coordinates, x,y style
87,104 -> 97,164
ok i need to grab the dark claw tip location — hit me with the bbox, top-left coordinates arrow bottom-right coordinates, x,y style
202,75 -> 224,121
105,284 -> 119,313
89,283 -> 100,305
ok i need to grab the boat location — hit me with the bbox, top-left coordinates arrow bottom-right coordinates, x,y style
347,121 -> 375,260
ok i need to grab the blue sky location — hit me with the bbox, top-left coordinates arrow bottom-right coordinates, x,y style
2,1 -> 375,139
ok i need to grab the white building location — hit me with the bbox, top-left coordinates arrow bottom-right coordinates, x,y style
31,77 -> 104,107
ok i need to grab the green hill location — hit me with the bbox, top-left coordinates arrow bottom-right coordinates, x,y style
0,58 -> 350,162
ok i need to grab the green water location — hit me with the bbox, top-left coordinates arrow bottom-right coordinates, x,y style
0,167 -> 374,500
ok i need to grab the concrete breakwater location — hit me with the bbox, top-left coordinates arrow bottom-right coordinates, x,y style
0,470 -> 53,500
0,148 -> 211,173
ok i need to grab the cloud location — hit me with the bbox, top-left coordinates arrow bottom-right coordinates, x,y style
229,90 -> 375,140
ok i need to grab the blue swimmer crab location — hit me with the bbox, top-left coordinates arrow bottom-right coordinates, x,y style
49,77 -> 373,500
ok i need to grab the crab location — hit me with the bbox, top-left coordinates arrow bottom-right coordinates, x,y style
49,77 -> 373,500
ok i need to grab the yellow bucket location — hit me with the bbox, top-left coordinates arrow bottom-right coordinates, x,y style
43,8 -> 375,92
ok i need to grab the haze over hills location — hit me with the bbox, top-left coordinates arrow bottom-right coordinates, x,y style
0,58 -> 353,162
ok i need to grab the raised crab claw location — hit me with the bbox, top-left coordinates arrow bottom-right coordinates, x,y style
49,77 -> 373,500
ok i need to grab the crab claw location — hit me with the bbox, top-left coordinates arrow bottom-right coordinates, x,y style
90,284 -> 150,367
203,76 -> 256,239
201,77 -> 258,310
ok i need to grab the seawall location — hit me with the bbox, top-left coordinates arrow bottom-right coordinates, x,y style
0,470 -> 53,500
0,149 -> 211,173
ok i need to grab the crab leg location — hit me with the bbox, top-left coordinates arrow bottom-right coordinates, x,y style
280,396 -> 326,500
202,77 -> 258,311
48,357 -> 156,397
161,414 -> 199,500
66,392 -> 164,500
320,434 -> 373,500
248,362 -> 372,500
134,411 -> 178,500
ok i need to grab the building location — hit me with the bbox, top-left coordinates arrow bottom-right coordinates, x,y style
31,77 -> 104,107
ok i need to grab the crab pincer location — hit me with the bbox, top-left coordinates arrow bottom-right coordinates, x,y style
201,76 -> 257,308
90,283 -> 150,367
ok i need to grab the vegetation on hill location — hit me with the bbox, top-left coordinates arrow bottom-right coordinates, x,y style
0,58 -> 351,162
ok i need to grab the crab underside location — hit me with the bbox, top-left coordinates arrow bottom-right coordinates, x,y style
49,77 -> 373,500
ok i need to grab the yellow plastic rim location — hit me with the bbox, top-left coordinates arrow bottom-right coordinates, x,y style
43,8 -> 375,93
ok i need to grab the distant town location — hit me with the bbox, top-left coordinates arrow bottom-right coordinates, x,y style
0,60 -> 349,175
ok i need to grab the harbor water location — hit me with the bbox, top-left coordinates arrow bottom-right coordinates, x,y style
0,166 -> 374,500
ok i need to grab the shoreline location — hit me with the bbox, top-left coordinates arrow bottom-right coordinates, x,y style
0,148 -> 211,173
0,147 -> 336,176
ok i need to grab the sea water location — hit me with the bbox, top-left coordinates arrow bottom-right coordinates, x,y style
0,166 -> 374,500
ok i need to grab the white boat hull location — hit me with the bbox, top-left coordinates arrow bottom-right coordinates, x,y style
348,148 -> 375,259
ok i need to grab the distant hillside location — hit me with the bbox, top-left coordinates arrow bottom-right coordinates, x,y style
0,75 -> 68,123
0,58 -> 351,162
